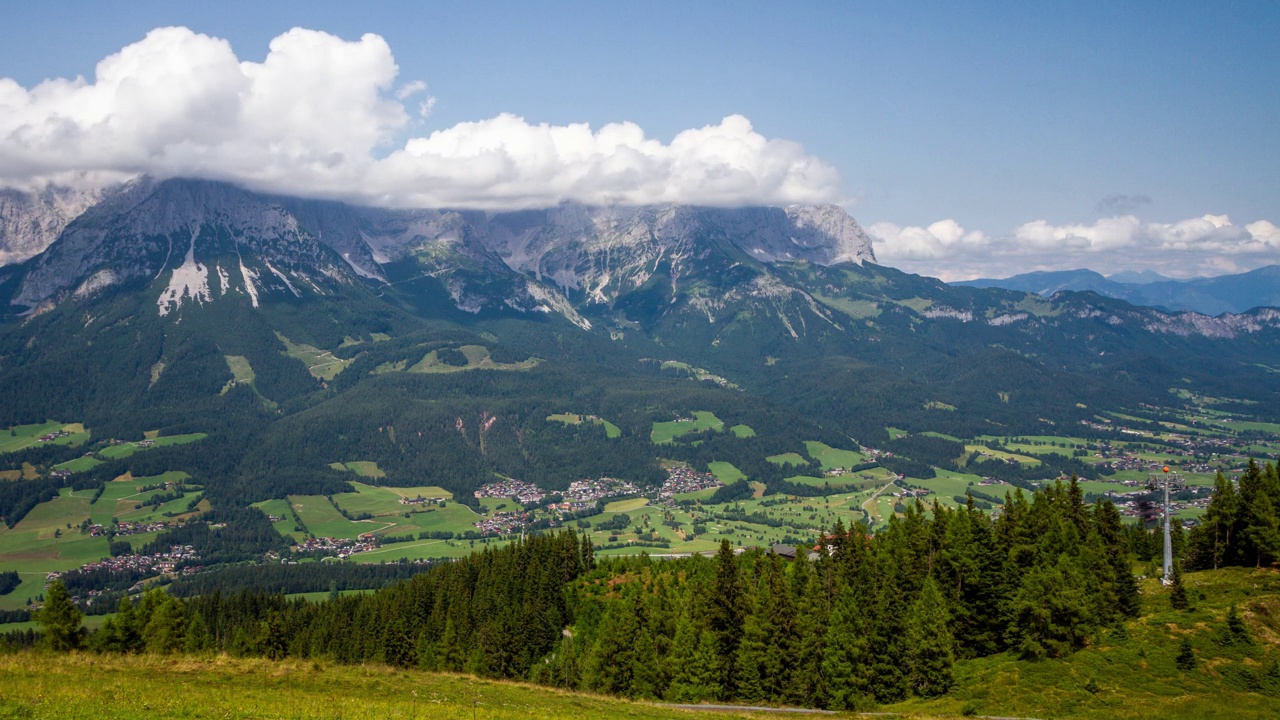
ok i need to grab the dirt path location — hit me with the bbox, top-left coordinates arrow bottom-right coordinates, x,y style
861,479 -> 898,521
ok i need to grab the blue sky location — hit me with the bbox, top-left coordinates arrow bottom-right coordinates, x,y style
1,1 -> 1276,278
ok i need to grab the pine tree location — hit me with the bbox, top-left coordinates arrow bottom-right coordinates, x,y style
1008,554 -> 1092,659
1189,472 -> 1239,569
709,539 -> 745,694
666,614 -> 722,702
1223,604 -> 1252,646
734,609 -> 770,703
821,586 -> 872,710
788,549 -> 827,707
1244,491 -> 1280,568
582,599 -> 637,695
629,624 -> 661,699
184,611 -> 212,654
38,580 -> 84,652
1175,637 -> 1197,670
1169,560 -> 1190,610
580,534 -> 595,572
907,578 -> 955,697
144,594 -> 188,654
437,615 -> 464,671
382,614 -> 415,668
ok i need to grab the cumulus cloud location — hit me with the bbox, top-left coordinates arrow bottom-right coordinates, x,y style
0,26 -> 841,209
872,214 -> 1280,281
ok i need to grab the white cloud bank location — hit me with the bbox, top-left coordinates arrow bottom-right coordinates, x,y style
0,26 -> 841,209
872,214 -> 1280,280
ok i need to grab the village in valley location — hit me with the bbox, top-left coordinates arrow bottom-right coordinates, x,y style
1,403 -> 1277,622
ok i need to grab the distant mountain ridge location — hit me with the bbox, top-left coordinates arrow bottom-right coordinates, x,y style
955,266 -> 1280,315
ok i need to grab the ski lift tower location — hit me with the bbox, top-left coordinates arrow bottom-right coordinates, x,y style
1150,466 -> 1184,585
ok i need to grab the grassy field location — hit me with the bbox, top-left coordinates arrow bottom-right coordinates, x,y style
328,461 -> 386,479
706,461 -> 746,483
729,424 -> 755,438
277,333 -> 352,381
603,498 -> 649,513
98,433 -> 206,460
766,452 -> 808,467
546,413 -> 622,439
803,440 -> 866,470
962,444 -> 1041,466
0,421 -> 90,455
0,654 -> 818,720
650,411 -> 724,444
0,472 -> 200,585
409,345 -> 539,374
221,355 -> 256,394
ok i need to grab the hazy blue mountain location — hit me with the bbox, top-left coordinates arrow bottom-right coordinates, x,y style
1107,269 -> 1173,284
955,265 -> 1280,315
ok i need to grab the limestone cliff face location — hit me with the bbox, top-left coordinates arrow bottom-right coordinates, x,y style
0,185 -> 105,266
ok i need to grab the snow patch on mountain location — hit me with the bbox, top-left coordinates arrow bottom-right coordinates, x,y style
239,260 -> 260,307
157,233 -> 211,316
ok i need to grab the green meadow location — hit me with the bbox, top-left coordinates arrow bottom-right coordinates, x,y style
546,413 -> 622,438
0,421 -> 90,455
650,410 -> 724,444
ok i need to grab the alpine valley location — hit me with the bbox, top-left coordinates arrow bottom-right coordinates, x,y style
4,178 -> 1280,717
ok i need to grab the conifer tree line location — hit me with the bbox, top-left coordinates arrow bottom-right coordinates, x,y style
26,478 -> 1147,710
1188,460 -> 1280,570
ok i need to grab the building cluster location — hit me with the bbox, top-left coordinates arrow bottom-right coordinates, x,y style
85,520 -> 172,537
294,535 -> 378,558
53,545 -> 200,578
36,430 -> 72,442
658,466 -> 722,500
398,495 -> 443,506
474,511 -> 534,536
563,477 -> 641,503
474,479 -> 545,505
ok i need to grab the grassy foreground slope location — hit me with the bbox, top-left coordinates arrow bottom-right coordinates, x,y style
896,567 -> 1280,719
0,654 -> 871,720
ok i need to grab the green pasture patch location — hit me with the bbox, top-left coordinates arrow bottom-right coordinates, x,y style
98,432 -> 206,460
886,427 -> 908,439
729,424 -> 755,438
288,495 -> 387,540
382,485 -> 451,500
803,440 -> 866,470
220,355 -> 256,394
707,461 -> 746,484
547,413 -> 622,438
0,421 -> 90,455
328,483 -> 410,518
920,431 -> 962,441
767,452 -> 808,467
253,498 -> 307,541
812,293 -> 881,319
277,332 -> 352,381
963,444 -> 1041,466
910,468 -> 988,499
895,297 -> 933,312
604,497 -> 650,513
0,516 -> 110,574
409,345 -> 539,374
650,410 -> 724,444
52,455 -> 101,473
329,461 -> 386,479
923,400 -> 956,411
372,359 -> 407,374
673,487 -> 721,503
285,588 -> 375,603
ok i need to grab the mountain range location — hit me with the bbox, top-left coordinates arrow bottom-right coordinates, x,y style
954,266 -> 1280,316
1,177 -> 1278,507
